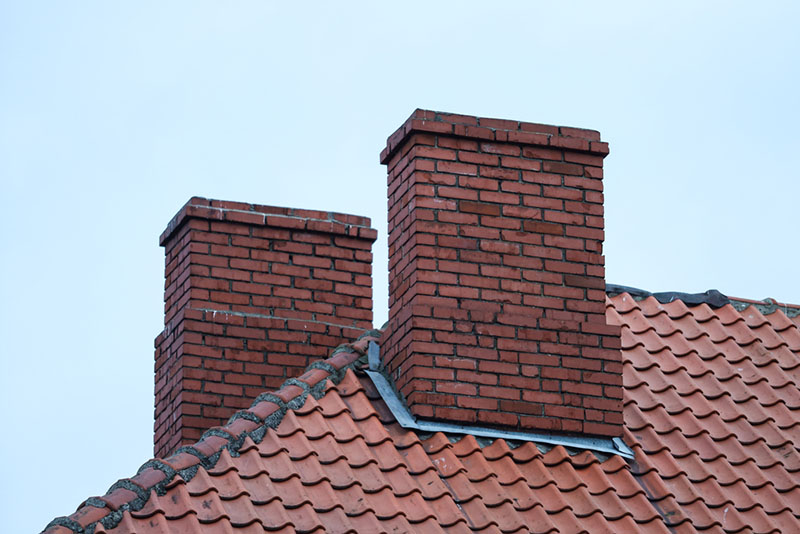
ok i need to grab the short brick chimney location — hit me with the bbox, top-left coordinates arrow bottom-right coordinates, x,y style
154,197 -> 376,456
380,110 -> 622,436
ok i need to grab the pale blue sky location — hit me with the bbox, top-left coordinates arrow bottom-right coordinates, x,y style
1,2 -> 798,531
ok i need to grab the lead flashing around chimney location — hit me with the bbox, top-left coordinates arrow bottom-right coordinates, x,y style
365,342 -> 635,460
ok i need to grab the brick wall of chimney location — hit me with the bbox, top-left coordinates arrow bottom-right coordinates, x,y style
154,197 -> 376,457
380,110 -> 622,436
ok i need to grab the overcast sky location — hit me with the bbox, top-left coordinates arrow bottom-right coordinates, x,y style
2,2 -> 798,532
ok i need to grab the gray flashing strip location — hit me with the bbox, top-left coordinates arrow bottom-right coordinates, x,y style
368,339 -> 381,371
365,370 -> 635,460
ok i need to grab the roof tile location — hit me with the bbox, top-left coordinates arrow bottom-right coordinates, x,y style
470,476 -> 512,507
43,295 -> 800,534
237,473 -> 280,504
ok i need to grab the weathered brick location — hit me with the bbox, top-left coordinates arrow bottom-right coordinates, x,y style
380,110 -> 620,435
154,197 -> 376,457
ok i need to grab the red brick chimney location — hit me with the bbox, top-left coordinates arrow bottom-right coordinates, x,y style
379,110 -> 622,436
154,197 -> 376,457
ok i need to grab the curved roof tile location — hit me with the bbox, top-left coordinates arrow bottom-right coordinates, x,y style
43,295 -> 800,533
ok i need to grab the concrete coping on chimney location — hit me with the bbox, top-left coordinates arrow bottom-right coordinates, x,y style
159,196 -> 378,246
380,109 -> 610,165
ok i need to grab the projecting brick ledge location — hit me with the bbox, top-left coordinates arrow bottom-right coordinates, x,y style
160,197 -> 377,246
380,109 -> 609,164
154,196 -> 377,457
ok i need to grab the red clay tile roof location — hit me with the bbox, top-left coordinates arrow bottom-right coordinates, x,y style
43,293 -> 800,534
614,293 -> 800,534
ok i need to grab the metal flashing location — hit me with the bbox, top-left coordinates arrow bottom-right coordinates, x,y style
368,340 -> 381,371
365,369 -> 635,460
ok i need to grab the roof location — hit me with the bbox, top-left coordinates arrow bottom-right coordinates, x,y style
43,292 -> 800,534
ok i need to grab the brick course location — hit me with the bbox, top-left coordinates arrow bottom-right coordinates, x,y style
154,197 -> 376,457
380,110 -> 622,436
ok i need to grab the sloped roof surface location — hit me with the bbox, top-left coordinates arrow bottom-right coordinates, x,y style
613,293 -> 800,533
44,293 -> 800,534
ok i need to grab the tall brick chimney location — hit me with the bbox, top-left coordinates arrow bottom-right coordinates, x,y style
154,197 -> 376,457
379,110 -> 622,436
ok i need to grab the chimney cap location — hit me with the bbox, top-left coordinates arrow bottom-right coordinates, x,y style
380,109 -> 608,165
160,196 -> 377,246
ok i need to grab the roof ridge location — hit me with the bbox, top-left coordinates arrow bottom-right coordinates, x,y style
606,285 -> 730,309
729,297 -> 800,317
606,283 -> 800,316
42,328 -> 383,534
